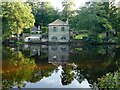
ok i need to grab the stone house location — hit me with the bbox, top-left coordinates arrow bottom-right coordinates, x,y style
48,19 -> 70,42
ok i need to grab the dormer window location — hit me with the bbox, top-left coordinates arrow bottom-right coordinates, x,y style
61,26 -> 65,31
53,27 -> 57,32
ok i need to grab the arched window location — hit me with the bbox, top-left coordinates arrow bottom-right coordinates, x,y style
61,47 -> 67,51
53,54 -> 57,61
61,36 -> 67,40
51,46 -> 57,51
51,36 -> 57,41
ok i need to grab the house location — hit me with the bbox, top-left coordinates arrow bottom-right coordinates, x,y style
24,26 -> 42,42
31,26 -> 41,34
48,19 -> 70,43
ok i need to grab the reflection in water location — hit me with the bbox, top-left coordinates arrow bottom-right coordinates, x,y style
2,44 -> 120,89
49,45 -> 69,65
2,48 -> 36,89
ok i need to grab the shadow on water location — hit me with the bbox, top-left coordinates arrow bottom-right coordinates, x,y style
2,44 -> 120,89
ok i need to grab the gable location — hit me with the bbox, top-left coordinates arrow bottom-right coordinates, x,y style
48,19 -> 68,26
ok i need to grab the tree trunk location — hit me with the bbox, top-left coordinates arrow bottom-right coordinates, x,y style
106,31 -> 109,42
16,20 -> 19,42
115,31 -> 118,37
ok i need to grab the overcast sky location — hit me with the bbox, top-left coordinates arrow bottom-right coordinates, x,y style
44,0 -> 90,10
4,0 -> 120,9
43,0 -> 120,10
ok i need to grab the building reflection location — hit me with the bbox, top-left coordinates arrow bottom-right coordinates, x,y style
48,45 -> 69,65
23,44 -> 48,57
22,44 -> 70,66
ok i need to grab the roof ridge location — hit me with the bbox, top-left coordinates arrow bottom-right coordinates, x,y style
48,19 -> 68,26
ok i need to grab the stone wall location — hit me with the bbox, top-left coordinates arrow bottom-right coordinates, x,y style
49,25 -> 69,42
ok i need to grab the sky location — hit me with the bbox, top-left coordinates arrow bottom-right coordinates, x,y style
42,0 -> 120,10
44,0 -> 89,10
13,0 -> 120,9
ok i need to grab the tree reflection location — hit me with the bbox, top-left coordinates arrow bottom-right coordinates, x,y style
2,47 -> 56,89
2,48 -> 36,89
61,65 -> 75,85
74,69 -> 85,84
70,45 -> 119,81
30,63 -> 56,83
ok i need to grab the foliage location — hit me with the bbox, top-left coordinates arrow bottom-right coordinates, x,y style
109,2 -> 120,34
23,28 -> 31,33
93,57 -> 120,89
61,65 -> 75,85
28,1 -> 59,29
71,2 -> 111,33
2,2 -> 35,40
60,0 -> 75,21
2,47 -> 55,89
70,1 -> 120,43
2,48 -> 36,89
86,34 -> 100,44
74,34 -> 88,39
95,70 -> 120,89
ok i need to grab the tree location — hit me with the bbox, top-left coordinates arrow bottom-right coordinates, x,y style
2,2 -> 35,41
27,1 -> 59,32
109,1 -> 120,36
70,2 -> 113,43
60,0 -> 75,21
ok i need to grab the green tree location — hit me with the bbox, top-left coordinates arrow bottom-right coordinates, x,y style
70,2 -> 113,43
94,59 -> 120,89
60,0 -> 75,21
109,2 -> 120,36
2,2 -> 35,40
27,1 -> 59,32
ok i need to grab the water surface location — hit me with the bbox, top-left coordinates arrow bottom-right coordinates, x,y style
2,44 -> 120,89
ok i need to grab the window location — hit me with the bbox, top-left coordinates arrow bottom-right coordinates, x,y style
61,26 -> 65,31
61,56 -> 65,61
61,47 -> 67,51
51,47 -> 57,51
53,54 -> 57,61
53,27 -> 57,32
61,36 -> 67,40
51,36 -> 57,41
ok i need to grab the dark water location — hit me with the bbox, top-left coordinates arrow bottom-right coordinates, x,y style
2,44 -> 120,89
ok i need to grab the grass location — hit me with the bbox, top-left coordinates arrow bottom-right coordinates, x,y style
74,34 -> 88,39
74,33 -> 106,39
